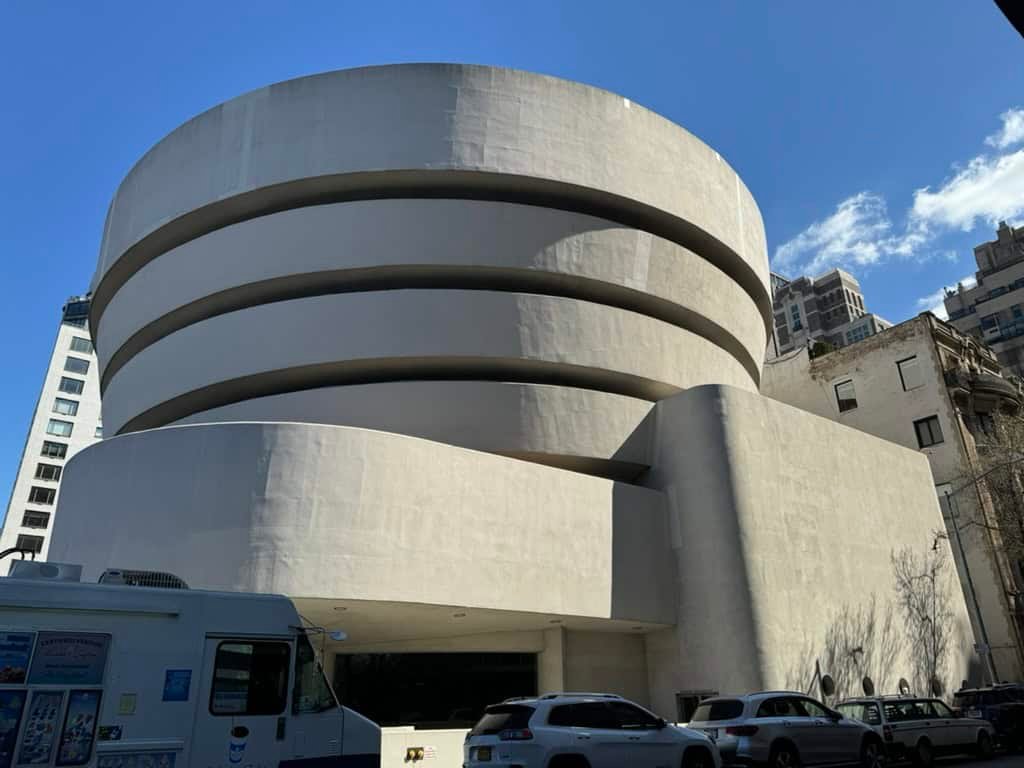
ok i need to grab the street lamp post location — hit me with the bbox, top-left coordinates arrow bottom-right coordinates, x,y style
944,488 -> 1000,684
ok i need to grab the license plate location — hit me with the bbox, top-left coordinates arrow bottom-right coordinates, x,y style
703,728 -> 718,740
476,746 -> 492,761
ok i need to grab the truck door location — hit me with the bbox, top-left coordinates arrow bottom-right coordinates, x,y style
195,637 -> 293,767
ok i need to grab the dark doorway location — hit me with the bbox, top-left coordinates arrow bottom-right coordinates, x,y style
333,652 -> 537,727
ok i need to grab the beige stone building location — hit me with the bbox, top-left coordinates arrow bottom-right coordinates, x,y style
763,313 -> 1024,681
945,222 -> 1024,377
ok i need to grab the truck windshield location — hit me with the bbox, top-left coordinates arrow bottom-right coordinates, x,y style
294,635 -> 338,714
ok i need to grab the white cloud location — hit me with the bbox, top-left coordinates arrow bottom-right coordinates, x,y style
774,106 -> 1024,276
910,150 -> 1024,231
914,275 -> 977,320
984,108 -> 1024,149
773,192 -> 926,275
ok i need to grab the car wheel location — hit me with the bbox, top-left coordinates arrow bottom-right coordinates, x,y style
912,739 -> 933,768
976,730 -> 994,760
769,743 -> 800,768
860,737 -> 884,768
682,746 -> 715,768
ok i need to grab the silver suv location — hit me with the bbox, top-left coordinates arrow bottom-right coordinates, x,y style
836,696 -> 994,766
464,692 -> 719,768
686,691 -> 884,768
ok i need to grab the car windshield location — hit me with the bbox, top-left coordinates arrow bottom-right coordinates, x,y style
838,702 -> 881,725
470,704 -> 534,735
691,699 -> 744,722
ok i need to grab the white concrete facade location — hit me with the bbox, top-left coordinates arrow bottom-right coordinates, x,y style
0,297 -> 102,559
762,314 -> 1024,680
52,65 -> 977,731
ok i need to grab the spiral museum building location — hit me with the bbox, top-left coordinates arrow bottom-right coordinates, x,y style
52,65 -> 974,724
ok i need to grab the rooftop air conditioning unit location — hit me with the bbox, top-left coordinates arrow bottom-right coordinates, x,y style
8,560 -> 83,581
99,569 -> 189,590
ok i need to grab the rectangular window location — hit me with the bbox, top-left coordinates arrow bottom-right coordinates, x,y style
16,534 -> 44,553
34,463 -> 62,482
58,377 -> 85,395
94,426 -> 103,439
69,337 -> 93,354
981,314 -> 1000,332
28,486 -> 56,505
835,380 -> 858,412
897,356 -> 924,391
46,419 -> 73,437
210,641 -> 290,716
53,398 -> 79,417
914,416 -> 944,448
1014,305 -> 1024,320
21,511 -> 50,529
41,441 -> 68,459
64,357 -> 90,375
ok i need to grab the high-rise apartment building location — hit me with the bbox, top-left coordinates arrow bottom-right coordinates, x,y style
944,221 -> 1024,377
0,295 -> 102,560
770,268 -> 892,357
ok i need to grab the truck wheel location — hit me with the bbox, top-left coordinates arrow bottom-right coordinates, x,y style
860,737 -> 884,768
769,743 -> 800,768
912,739 -> 933,768
975,731 -> 994,760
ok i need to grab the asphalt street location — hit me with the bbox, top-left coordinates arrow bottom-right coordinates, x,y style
936,755 -> 1019,768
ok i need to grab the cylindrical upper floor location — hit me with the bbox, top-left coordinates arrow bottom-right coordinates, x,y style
90,64 -> 770,475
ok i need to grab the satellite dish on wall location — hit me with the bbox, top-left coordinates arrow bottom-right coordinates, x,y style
931,677 -> 945,696
898,678 -> 911,695
862,676 -> 875,696
820,674 -> 836,697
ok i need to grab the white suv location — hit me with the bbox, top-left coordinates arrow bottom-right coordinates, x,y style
463,692 -> 719,768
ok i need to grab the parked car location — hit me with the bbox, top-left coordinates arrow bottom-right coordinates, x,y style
836,696 -> 994,765
952,683 -> 1024,751
464,692 -> 718,768
686,691 -> 885,768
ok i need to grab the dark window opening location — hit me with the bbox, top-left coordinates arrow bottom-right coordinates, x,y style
835,380 -> 857,412
41,441 -> 68,459
28,486 -> 56,505
915,416 -> 944,448
210,641 -> 290,716
35,463 -> 62,481
22,510 -> 50,529
334,652 -> 536,728
16,534 -> 44,553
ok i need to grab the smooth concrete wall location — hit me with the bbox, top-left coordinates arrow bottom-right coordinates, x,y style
102,290 -> 756,435
762,328 -> 1023,680
96,199 -> 765,387
91,64 -> 769,327
174,382 -> 656,474
50,421 -> 674,625
564,630 -> 650,706
642,385 -> 976,715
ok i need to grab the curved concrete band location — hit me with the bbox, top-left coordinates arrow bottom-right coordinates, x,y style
54,421 -> 675,623
91,64 -> 770,335
96,199 -> 766,390
172,381 -> 656,479
103,290 -> 756,435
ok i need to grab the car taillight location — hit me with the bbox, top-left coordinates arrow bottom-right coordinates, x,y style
725,726 -> 759,736
882,725 -> 894,742
499,729 -> 533,741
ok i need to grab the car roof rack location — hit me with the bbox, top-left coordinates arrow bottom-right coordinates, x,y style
538,692 -> 624,700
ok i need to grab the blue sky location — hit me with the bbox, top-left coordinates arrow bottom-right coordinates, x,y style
1,1 -> 1022,513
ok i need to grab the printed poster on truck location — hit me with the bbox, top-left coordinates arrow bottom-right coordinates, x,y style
0,633 -> 34,684
27,633 -> 110,686
0,690 -> 28,768
55,690 -> 101,767
16,690 -> 64,766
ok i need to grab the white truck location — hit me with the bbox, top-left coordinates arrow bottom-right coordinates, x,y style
0,559 -> 380,768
